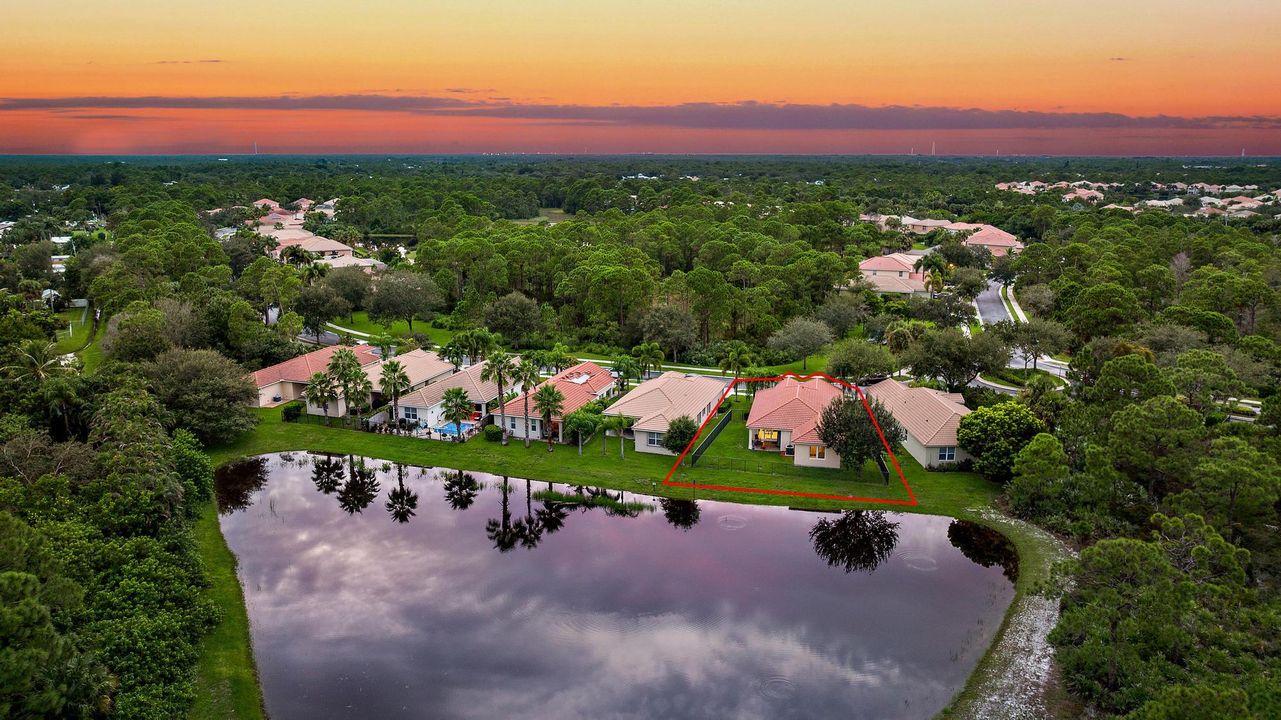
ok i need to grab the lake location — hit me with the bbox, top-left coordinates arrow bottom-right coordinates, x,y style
216,452 -> 1017,720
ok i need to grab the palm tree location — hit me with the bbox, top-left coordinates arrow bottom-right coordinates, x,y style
513,358 -> 542,448
460,328 -> 501,363
441,387 -> 472,442
379,360 -> 411,431
611,354 -> 641,392
632,342 -> 664,378
439,339 -> 467,370
385,465 -> 419,523
4,340 -> 69,384
718,342 -> 754,397
742,365 -> 770,401
348,374 -> 373,419
326,347 -> 365,424
41,375 -> 82,440
300,259 -> 329,286
279,245 -> 314,266
532,384 -> 565,452
370,333 -> 396,359
924,269 -> 946,296
303,372 -> 339,424
562,410 -> 598,456
480,351 -> 517,445
601,414 -> 632,459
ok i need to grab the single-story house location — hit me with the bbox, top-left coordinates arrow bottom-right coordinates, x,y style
864,378 -> 971,469
746,377 -> 843,468
251,344 -> 380,408
857,253 -> 929,297
602,371 -> 727,454
947,224 -> 1024,256
305,348 -> 456,417
390,359 -> 522,432
500,361 -> 615,442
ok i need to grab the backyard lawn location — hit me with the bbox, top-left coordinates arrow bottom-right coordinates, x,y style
327,310 -> 456,346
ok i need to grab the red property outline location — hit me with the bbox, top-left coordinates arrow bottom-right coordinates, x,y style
661,372 -> 918,507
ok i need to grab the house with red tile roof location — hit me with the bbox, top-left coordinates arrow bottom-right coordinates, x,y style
746,377 -> 844,468
251,344 -> 380,408
864,378 -> 970,469
499,361 -> 616,442
857,253 -> 929,297
387,358 -> 525,433
952,224 -> 1023,257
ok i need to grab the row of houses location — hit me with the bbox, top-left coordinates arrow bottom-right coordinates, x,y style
858,214 -> 1024,257
252,347 -> 971,470
212,197 -> 383,273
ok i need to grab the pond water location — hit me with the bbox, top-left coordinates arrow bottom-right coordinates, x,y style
216,452 -> 1017,720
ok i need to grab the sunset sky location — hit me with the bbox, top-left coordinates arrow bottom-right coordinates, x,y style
3,0 -> 1280,155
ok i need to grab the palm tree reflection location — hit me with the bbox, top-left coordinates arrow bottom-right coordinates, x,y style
486,478 -> 523,551
809,510 -> 900,573
311,455 -> 344,494
385,464 -> 419,523
337,455 -> 381,514
442,469 -> 481,510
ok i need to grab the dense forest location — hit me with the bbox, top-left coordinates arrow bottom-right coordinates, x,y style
2,155 -> 1279,719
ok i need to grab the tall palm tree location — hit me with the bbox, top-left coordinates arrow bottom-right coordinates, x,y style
326,347 -> 365,424
562,410 -> 598,456
513,358 -> 542,448
348,374 -> 374,419
370,333 -> 396,359
924,269 -> 946,296
532,384 -> 565,452
303,372 -> 339,425
480,351 -> 517,445
611,354 -> 641,392
632,342 -> 664,378
4,340 -> 69,384
718,342 -> 754,397
439,339 -> 467,370
441,387 -> 472,442
379,360 -> 411,431
300,259 -> 329,286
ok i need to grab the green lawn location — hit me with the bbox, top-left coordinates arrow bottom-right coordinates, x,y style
52,308 -> 94,355
194,404 -> 1065,719
510,207 -> 571,225
327,311 -> 456,346
982,367 -> 1065,389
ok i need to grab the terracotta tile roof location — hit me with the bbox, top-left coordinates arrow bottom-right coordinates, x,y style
864,378 -> 969,447
500,361 -> 614,420
746,377 -> 842,436
367,349 -> 455,389
858,253 -> 917,273
603,371 -> 727,432
862,272 -> 927,295
399,359 -> 512,410
252,345 -> 379,387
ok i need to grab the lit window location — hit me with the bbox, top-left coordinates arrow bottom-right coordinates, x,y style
808,446 -> 825,459
939,447 -> 956,461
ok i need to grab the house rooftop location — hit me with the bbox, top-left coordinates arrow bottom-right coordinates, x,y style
604,371 -> 727,432
366,348 -> 455,389
864,378 -> 969,447
500,360 -> 613,420
251,345 -> 379,387
399,358 -> 514,409
747,376 -> 843,445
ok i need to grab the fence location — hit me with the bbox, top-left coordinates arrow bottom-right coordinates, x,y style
687,409 -> 733,466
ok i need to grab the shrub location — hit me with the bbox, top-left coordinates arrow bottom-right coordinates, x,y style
483,424 -> 504,442
281,402 -> 303,422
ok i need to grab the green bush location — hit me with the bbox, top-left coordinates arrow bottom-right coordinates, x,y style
482,424 -> 504,442
281,402 -> 303,422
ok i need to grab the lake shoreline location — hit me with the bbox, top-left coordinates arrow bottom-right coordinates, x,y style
194,414 -> 1071,720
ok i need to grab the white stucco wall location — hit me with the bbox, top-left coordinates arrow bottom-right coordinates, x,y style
794,443 -> 841,468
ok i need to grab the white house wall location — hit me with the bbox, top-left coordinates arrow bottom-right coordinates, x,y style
794,443 -> 841,468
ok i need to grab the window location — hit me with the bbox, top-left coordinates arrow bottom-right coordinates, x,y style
403,407 -> 418,421
808,445 -> 825,459
938,446 -> 956,462
509,417 -> 517,431
647,432 -> 664,447
530,419 -> 539,433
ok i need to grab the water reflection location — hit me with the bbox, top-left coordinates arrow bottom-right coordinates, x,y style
809,510 -> 901,574
660,497 -> 701,530
385,465 -> 419,523
947,519 -> 1019,583
215,456 -> 268,513
217,453 -> 1017,720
